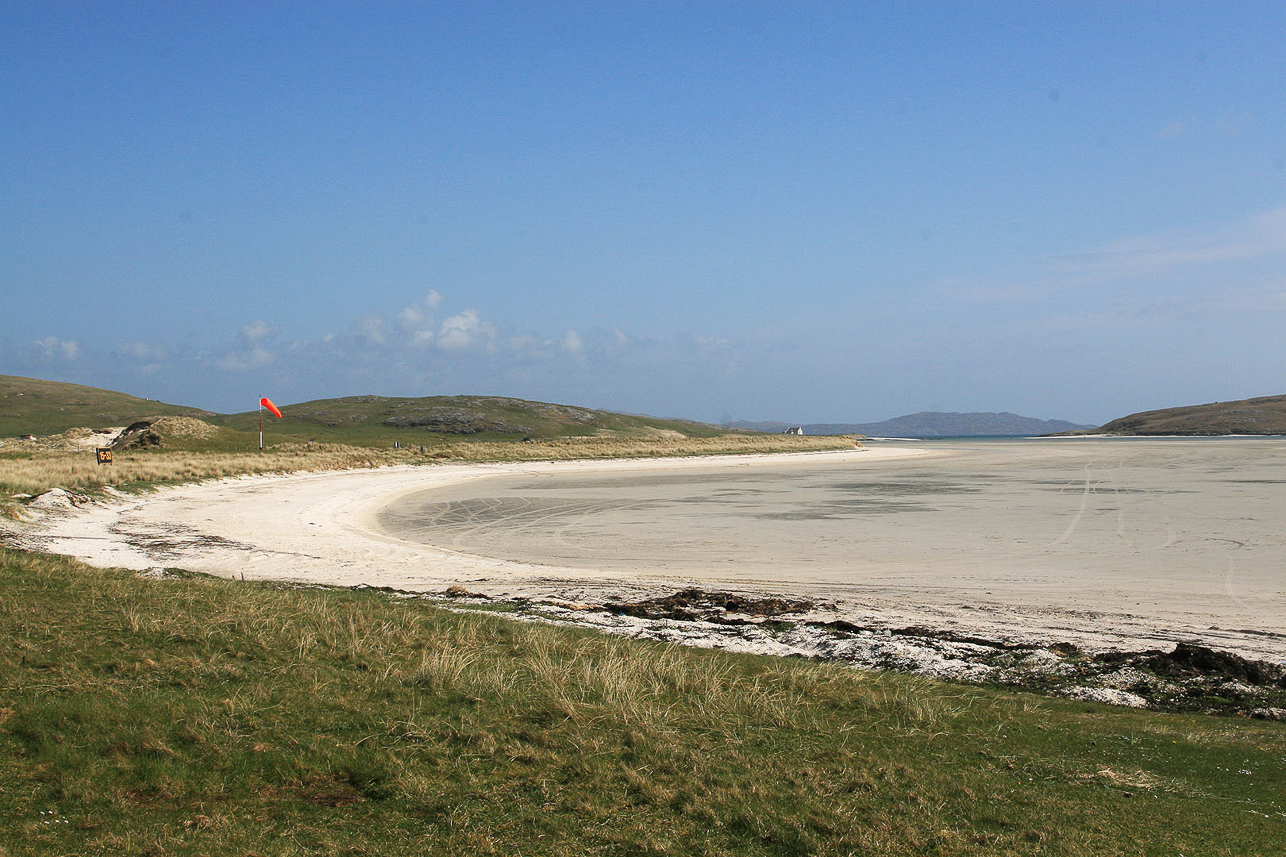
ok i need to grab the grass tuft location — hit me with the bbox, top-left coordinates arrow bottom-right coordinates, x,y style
1,548 -> 1283,854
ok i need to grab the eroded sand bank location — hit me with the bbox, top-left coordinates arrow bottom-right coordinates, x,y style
13,440 -> 1286,664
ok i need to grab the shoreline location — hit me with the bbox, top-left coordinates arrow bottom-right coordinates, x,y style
8,446 -> 938,597
7,441 -> 1286,713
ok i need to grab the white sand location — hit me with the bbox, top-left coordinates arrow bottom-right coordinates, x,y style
14,440 -> 1286,662
15,447 -> 929,590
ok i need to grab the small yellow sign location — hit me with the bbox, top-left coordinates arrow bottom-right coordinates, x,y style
96,448 -> 113,465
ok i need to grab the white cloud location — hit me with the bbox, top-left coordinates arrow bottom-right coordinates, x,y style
506,333 -> 541,352
398,306 -> 427,328
396,292 -> 445,347
942,205 -> 1286,310
239,320 -> 279,345
215,346 -> 273,372
118,340 -> 171,375
352,314 -> 387,345
693,335 -> 733,351
1049,207 -> 1286,279
119,340 -> 169,362
437,310 -> 497,352
33,336 -> 80,361
6,291 -> 752,418
212,320 -> 281,371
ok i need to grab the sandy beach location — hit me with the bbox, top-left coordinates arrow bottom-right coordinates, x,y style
13,439 -> 1286,668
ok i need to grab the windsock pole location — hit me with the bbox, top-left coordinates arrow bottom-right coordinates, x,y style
257,397 -> 282,449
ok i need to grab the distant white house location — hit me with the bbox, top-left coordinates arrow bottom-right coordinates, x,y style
783,426 -> 804,435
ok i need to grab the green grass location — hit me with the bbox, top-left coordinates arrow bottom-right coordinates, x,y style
2,549 -> 1283,855
0,376 -> 206,439
203,393 -> 732,446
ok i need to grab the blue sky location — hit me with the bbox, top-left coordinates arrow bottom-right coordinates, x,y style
3,2 -> 1284,425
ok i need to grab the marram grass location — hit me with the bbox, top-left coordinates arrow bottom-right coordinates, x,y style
1,549 -> 1282,855
0,434 -> 854,499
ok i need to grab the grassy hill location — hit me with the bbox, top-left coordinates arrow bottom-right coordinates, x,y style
1094,394 -> 1286,436
0,376 -> 730,449
0,375 -> 208,438
205,394 -> 728,447
0,378 -> 855,500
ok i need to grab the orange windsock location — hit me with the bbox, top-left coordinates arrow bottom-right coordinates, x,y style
260,397 -> 283,419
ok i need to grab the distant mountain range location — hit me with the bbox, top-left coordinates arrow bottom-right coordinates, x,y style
727,412 -> 1096,438
734,395 -> 1286,438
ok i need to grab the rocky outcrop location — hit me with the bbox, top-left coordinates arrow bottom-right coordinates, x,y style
382,407 -> 531,435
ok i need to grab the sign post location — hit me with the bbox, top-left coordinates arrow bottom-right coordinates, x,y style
96,447 -> 113,465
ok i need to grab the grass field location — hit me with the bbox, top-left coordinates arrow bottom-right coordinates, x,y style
0,376 -> 207,439
2,549 -> 1283,856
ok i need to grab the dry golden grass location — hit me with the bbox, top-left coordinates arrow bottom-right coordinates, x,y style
0,444 -> 404,498
149,415 -> 220,439
437,433 -> 856,463
0,434 -> 855,501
